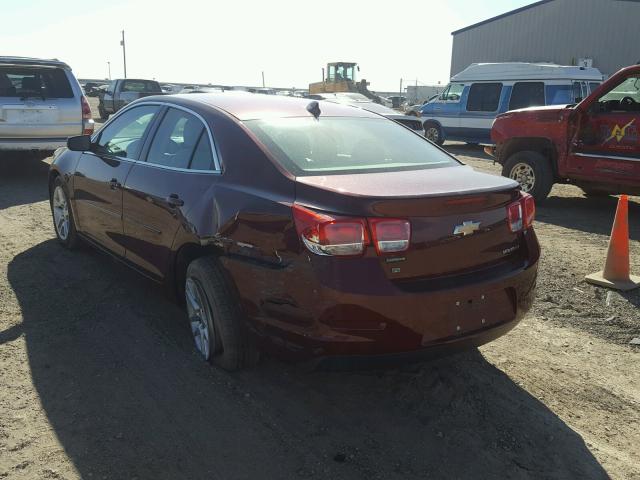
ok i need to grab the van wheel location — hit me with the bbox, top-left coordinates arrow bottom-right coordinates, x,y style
503,151 -> 553,202
185,257 -> 259,371
424,122 -> 444,145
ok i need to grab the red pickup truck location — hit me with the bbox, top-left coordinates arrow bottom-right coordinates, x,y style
490,65 -> 640,201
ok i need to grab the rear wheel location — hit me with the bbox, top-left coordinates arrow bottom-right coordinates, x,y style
424,122 -> 444,145
185,257 -> 259,371
503,151 -> 553,202
50,177 -> 80,249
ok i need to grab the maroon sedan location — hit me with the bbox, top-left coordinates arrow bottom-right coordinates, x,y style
49,93 -> 539,370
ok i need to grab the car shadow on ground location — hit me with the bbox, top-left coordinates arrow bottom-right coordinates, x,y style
5,239 -> 609,479
538,195 -> 640,241
0,153 -> 51,209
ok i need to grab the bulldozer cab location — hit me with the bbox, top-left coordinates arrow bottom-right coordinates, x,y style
327,62 -> 357,83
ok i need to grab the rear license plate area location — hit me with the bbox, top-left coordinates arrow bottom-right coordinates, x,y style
422,290 -> 515,344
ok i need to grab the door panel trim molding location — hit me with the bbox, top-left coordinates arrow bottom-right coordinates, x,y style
574,152 -> 640,162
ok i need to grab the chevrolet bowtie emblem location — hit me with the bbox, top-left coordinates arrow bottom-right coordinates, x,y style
453,221 -> 481,236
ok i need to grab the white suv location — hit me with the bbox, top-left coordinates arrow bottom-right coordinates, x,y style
0,56 -> 94,154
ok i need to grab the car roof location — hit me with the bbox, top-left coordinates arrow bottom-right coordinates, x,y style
150,92 -> 382,121
0,56 -> 71,69
452,62 -> 603,82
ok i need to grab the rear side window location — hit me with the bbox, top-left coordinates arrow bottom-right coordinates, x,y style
589,82 -> 601,94
509,82 -> 545,110
466,83 -> 502,112
122,80 -> 162,93
96,105 -> 159,159
0,67 -> 73,98
147,107 -> 215,170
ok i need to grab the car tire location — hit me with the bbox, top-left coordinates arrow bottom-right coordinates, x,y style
423,122 -> 444,145
185,256 -> 259,371
503,151 -> 554,202
50,176 -> 80,249
98,104 -> 108,121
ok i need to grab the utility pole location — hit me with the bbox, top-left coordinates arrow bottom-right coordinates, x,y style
261,71 -> 265,88
120,30 -> 127,78
107,61 -> 111,80
399,78 -> 403,98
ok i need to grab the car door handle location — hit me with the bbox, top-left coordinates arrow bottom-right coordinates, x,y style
109,178 -> 121,190
166,194 -> 184,207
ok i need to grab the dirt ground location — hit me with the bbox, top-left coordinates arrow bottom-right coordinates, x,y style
0,108 -> 639,479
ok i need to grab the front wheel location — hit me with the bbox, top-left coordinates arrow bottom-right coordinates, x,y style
185,257 -> 259,371
503,151 -> 554,202
423,122 -> 444,145
50,177 -> 80,249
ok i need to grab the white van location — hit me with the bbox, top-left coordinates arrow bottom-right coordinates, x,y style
420,62 -> 603,145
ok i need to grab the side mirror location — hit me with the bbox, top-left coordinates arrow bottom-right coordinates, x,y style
67,135 -> 92,151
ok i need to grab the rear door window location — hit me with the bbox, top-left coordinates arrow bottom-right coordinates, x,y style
146,107 -> 210,169
122,80 -> 162,93
509,82 -> 545,110
95,105 -> 159,159
0,66 -> 73,98
466,83 -> 502,112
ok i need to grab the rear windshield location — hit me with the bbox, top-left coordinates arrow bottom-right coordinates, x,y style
0,66 -> 73,98
245,117 -> 458,176
122,80 -> 162,93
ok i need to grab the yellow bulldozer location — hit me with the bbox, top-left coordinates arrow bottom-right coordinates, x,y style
309,62 -> 381,102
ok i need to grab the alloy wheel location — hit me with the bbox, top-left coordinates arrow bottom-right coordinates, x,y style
425,127 -> 440,143
185,277 -> 214,360
509,163 -> 536,193
52,186 -> 70,240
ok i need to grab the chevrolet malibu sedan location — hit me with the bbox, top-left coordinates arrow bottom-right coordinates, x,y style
49,93 -> 539,370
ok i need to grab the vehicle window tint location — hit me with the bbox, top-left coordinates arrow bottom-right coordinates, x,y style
546,85 -> 572,104
122,80 -> 161,93
440,83 -> 464,102
466,83 -> 502,112
589,82 -> 601,94
96,105 -> 158,159
189,133 -> 216,170
147,108 -> 204,169
0,67 -> 73,98
246,117 -> 458,177
509,82 -> 545,110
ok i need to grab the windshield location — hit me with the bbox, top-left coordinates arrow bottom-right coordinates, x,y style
245,117 -> 458,176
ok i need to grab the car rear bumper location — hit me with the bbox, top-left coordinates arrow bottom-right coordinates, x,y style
0,138 -> 68,151
236,237 -> 539,361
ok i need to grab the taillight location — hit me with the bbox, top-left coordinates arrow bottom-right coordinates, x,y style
81,95 -> 92,119
368,218 -> 411,254
81,96 -> 94,135
507,192 -> 535,233
292,205 -> 369,256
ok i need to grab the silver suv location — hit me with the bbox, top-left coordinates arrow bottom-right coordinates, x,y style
0,56 -> 94,154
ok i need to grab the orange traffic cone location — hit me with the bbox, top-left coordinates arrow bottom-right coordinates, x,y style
586,195 -> 639,291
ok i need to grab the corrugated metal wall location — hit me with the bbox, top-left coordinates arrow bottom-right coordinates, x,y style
451,0 -> 640,77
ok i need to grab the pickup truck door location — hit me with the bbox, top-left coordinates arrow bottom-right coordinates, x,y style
566,72 -> 640,187
73,104 -> 160,256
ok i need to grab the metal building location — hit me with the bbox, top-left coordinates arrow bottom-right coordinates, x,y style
451,0 -> 640,77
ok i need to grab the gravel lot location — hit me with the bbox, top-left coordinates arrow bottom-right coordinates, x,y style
0,101 -> 638,479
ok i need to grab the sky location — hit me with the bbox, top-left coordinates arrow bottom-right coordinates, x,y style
2,0 -> 535,91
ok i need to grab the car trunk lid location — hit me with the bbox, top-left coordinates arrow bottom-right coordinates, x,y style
295,165 -> 524,281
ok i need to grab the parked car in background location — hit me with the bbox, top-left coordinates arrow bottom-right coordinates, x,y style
0,56 -> 93,155
98,78 -> 162,119
49,93 -> 538,370
420,63 -> 603,145
309,92 -> 424,135
83,82 -> 106,97
405,95 -> 439,116
182,86 -> 224,94
161,84 -> 182,94
489,65 -> 640,201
